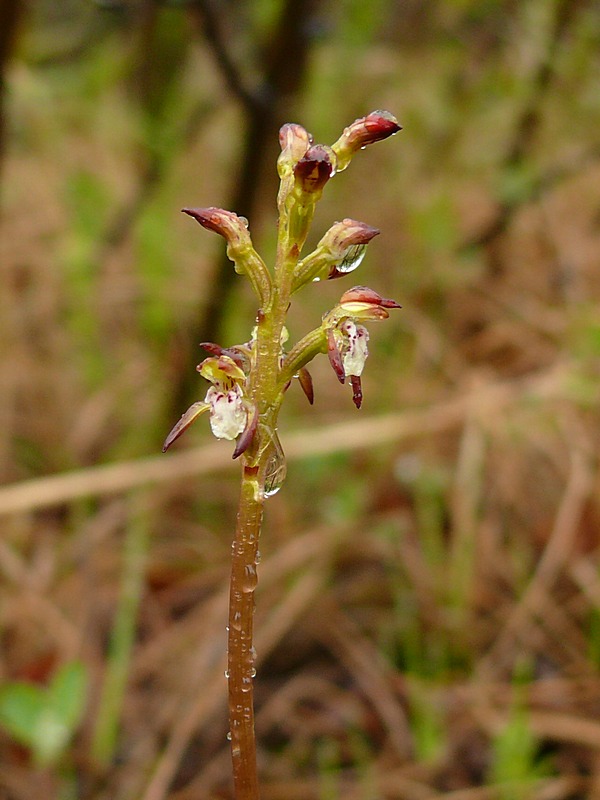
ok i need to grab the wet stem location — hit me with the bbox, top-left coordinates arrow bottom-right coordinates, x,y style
227,224 -> 296,799
227,478 -> 263,799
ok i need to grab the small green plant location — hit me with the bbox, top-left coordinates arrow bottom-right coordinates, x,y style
488,663 -> 553,800
0,661 -> 88,768
163,111 -> 401,799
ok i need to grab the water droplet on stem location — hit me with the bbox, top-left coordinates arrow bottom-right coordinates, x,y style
262,428 -> 287,498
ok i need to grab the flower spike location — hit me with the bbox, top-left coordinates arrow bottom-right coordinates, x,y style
163,112 -> 402,795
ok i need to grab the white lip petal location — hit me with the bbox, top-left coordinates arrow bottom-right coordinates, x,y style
341,321 -> 369,377
206,386 -> 248,440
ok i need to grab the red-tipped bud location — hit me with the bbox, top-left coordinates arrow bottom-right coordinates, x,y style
293,145 -> 334,195
331,219 -> 380,248
292,219 -> 380,290
182,207 -> 249,244
182,207 -> 271,304
332,110 -> 401,172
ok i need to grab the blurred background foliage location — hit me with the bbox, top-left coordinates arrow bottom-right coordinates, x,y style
1,0 -> 600,798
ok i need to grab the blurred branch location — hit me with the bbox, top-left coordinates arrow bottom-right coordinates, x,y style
0,364 -> 569,516
190,0 -> 262,115
461,0 -> 584,262
0,0 -> 22,183
93,97 -> 216,267
187,0 -> 321,360
460,144 -> 600,259
92,2 -> 214,268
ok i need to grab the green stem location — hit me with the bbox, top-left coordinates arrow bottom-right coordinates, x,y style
279,326 -> 327,388
92,491 -> 149,765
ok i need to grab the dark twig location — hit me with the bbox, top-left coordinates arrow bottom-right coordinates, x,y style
190,0 -> 262,116
461,0 -> 583,261
172,0 -> 320,413
0,0 -> 22,186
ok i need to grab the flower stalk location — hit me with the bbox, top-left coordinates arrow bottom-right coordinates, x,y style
163,111 -> 401,799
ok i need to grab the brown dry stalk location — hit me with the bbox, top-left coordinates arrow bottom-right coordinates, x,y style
0,366 -> 568,518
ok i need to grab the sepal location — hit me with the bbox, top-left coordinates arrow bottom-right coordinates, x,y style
162,401 -> 209,452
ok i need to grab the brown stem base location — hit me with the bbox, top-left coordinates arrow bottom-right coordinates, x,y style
227,475 -> 264,799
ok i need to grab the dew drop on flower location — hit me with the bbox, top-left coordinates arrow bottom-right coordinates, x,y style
337,243 -> 367,274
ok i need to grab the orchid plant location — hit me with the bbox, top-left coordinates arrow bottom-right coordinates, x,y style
163,111 -> 401,800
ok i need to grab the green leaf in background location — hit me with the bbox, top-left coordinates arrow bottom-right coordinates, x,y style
0,682 -> 46,747
0,662 -> 88,768
48,661 -> 88,734
488,662 -> 553,799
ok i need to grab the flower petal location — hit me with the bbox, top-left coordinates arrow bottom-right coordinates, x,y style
327,329 -> 345,383
350,376 -> 363,409
198,356 -> 246,384
207,386 -> 247,440
232,403 -> 259,459
340,286 -> 401,308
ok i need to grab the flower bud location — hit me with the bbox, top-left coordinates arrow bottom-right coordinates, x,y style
278,123 -> 312,168
327,219 -> 380,252
281,145 -> 336,251
182,207 -> 249,244
339,286 -> 401,308
292,218 -> 380,290
277,124 -> 312,213
331,110 -> 401,173
293,145 -> 334,196
182,207 -> 271,305
322,286 -> 401,326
